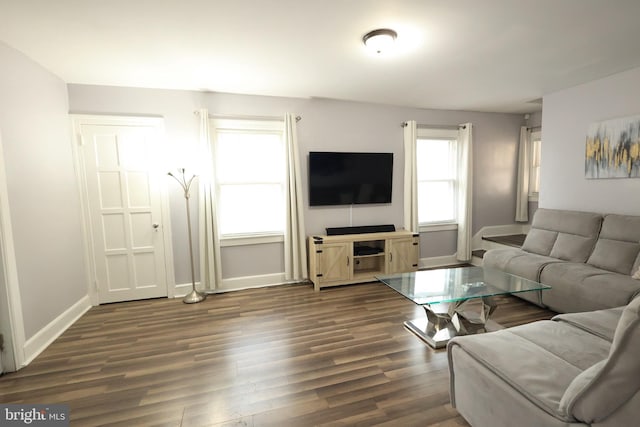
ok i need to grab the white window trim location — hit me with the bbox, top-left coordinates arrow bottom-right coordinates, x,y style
211,117 -> 286,240
416,127 -> 459,227
419,223 -> 458,233
220,233 -> 284,247
212,118 -> 284,131
417,128 -> 458,139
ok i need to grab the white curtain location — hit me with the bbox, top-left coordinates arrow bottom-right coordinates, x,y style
284,113 -> 308,281
197,108 -> 222,291
456,123 -> 473,262
403,120 -> 419,233
515,126 -> 531,222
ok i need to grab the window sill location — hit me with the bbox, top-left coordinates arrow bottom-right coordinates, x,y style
220,233 -> 284,247
419,223 -> 458,233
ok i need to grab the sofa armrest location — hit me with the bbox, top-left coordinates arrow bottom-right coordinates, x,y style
559,297 -> 640,423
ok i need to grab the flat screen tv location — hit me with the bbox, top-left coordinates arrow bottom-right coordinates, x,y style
308,151 -> 393,206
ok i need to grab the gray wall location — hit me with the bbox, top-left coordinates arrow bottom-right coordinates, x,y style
68,85 -> 525,283
0,42 -> 87,339
528,111 -> 542,128
541,66 -> 640,214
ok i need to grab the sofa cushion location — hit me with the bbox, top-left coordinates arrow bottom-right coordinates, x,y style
530,208 -> 603,237
521,209 -> 602,261
484,248 -> 561,282
549,233 -> 599,263
448,320 -> 610,421
598,214 -> 640,241
522,228 -> 558,256
588,239 -> 640,275
560,297 -> 640,423
482,247 -> 521,270
553,306 -> 624,342
539,263 -> 640,313
633,255 -> 640,278
587,214 -> 640,275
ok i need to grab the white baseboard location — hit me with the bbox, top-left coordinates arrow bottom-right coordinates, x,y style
23,295 -> 91,367
219,273 -> 287,291
419,255 -> 464,269
173,273 -> 293,296
173,281 -> 195,297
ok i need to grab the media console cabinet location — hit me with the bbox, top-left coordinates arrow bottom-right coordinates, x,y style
308,230 -> 420,291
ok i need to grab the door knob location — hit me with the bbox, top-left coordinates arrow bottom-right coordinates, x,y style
152,223 -> 160,230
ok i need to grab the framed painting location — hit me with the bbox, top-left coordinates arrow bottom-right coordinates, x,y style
585,114 -> 640,178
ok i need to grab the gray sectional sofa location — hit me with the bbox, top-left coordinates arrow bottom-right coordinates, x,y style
484,208 -> 640,313
448,298 -> 640,427
447,208 -> 640,426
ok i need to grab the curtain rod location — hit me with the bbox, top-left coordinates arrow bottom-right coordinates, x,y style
194,111 -> 301,122
401,122 -> 466,130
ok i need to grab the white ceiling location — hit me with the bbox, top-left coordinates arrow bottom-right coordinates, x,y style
2,0 -> 640,113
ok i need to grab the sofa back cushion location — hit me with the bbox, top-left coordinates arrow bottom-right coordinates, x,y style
521,209 -> 602,262
559,296 -> 640,423
587,214 -> 640,275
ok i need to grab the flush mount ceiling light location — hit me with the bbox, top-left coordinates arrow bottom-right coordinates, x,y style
363,28 -> 398,54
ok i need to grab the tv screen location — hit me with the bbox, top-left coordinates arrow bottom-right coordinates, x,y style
308,151 -> 393,206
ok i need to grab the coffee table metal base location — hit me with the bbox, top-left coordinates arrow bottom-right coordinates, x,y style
405,296 -> 500,348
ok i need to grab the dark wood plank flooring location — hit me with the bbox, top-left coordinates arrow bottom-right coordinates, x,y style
0,281 -> 555,426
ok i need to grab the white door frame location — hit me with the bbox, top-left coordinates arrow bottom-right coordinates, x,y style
0,129 -> 26,371
70,115 -> 176,305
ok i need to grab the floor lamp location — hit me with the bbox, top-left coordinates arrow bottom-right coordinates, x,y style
168,168 -> 207,304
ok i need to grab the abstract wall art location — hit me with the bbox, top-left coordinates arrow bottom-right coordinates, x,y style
585,114 -> 640,178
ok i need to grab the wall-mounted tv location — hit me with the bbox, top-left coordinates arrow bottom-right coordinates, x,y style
308,151 -> 393,206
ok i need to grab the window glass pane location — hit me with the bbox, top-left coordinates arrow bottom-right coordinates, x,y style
216,131 -> 284,183
218,184 -> 284,235
531,139 -> 541,168
212,119 -> 287,237
530,138 -> 541,195
416,136 -> 458,224
531,167 -> 540,193
418,181 -> 455,223
416,139 -> 456,180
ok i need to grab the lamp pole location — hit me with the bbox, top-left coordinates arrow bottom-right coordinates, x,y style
168,168 -> 207,304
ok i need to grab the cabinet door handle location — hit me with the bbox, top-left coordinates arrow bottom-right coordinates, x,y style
389,252 -> 393,262
347,256 -> 350,266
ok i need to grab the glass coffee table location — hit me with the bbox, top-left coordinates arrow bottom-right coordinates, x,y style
377,266 -> 551,348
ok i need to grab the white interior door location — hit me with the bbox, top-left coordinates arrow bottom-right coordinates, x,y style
76,117 -> 169,304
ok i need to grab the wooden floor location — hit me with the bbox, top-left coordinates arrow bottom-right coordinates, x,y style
0,281 -> 555,426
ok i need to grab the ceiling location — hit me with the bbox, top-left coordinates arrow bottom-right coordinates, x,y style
2,0 -> 640,114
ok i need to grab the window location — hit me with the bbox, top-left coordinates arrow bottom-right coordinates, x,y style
212,119 -> 285,238
416,128 -> 459,227
529,130 -> 541,201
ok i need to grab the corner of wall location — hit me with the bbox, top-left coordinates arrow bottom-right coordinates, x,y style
22,294 -> 91,368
